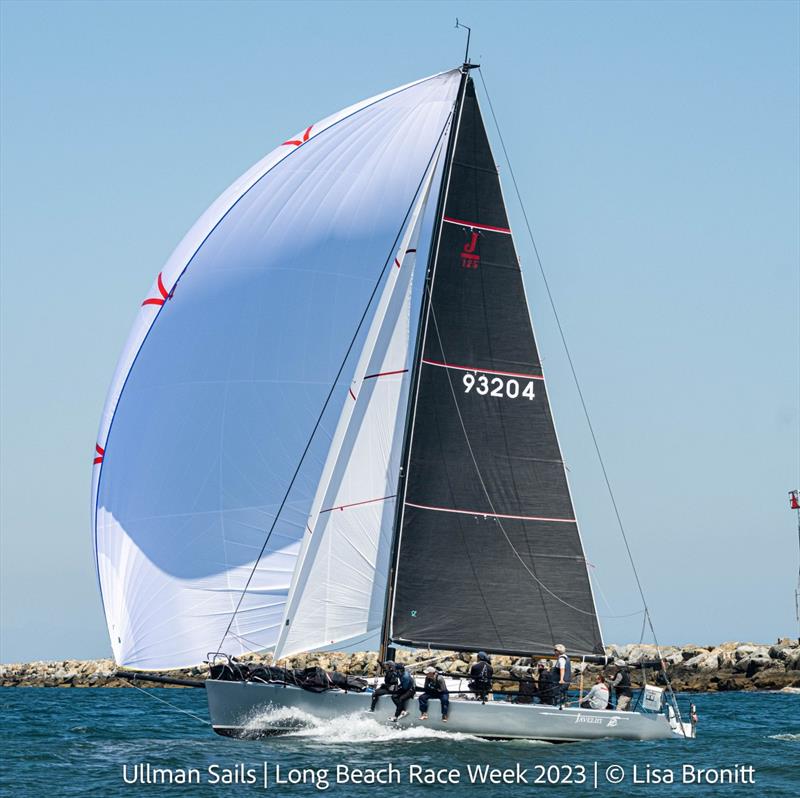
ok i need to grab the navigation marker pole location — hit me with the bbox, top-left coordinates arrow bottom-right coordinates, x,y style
790,489 -> 800,641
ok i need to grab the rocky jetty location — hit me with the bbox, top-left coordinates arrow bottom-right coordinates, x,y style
2,639 -> 799,692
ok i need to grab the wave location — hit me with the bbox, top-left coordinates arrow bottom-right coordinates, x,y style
242,705 -> 481,743
290,713 -> 483,744
241,705 -> 553,745
768,733 -> 800,741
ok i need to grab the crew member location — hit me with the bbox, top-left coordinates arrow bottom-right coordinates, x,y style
369,660 -> 398,712
579,673 -> 610,709
510,665 -> 537,704
468,651 -> 493,701
390,663 -> 415,721
610,659 -> 633,711
551,644 -> 571,707
535,659 -> 555,705
418,666 -> 449,721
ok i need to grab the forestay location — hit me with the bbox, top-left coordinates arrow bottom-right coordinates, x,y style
92,69 -> 461,670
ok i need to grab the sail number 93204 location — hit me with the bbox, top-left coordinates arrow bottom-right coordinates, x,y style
462,373 -> 536,400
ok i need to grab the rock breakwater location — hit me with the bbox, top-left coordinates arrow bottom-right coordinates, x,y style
2,639 -> 798,692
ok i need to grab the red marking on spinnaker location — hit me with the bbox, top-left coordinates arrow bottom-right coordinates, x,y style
141,272 -> 171,307
283,125 -> 313,146
421,359 -> 544,380
93,443 -> 104,465
364,368 -> 409,380
320,495 -> 396,514
405,500 -> 575,524
443,216 -> 511,234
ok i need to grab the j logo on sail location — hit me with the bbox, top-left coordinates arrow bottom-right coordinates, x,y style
460,230 -> 480,269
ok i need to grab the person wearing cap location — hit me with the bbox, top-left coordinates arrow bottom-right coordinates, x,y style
535,659 -> 555,705
369,660 -> 399,712
389,663 -> 415,721
468,651 -> 493,702
610,660 -> 633,711
551,644 -> 571,707
418,666 -> 449,721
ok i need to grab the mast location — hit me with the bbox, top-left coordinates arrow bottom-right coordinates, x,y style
378,64 -> 474,663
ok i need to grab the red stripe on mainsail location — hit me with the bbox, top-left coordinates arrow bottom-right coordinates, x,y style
348,388 -> 357,401
395,257 -> 401,269
421,359 -> 544,380
443,216 -> 511,234
405,501 -> 575,524
320,495 -> 396,514
364,368 -> 409,380
94,443 -> 104,465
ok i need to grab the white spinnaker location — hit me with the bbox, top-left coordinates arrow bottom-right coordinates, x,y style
273,160 -> 438,661
93,69 -> 460,669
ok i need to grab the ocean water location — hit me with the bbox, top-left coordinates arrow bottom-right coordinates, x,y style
0,688 -> 797,796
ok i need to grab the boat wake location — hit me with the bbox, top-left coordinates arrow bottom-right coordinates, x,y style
240,706 -> 543,744
768,733 -> 800,741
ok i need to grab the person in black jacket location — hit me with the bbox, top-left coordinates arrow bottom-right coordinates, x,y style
536,659 -> 556,705
610,660 -> 633,711
369,660 -> 398,712
468,651 -> 493,701
390,663 -> 416,721
510,665 -> 537,704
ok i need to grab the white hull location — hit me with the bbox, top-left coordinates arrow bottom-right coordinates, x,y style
205,680 -> 690,742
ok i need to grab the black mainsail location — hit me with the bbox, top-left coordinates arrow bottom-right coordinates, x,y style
388,77 -> 604,657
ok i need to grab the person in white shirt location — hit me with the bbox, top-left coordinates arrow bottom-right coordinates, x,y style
580,673 -> 610,710
551,644 -> 571,706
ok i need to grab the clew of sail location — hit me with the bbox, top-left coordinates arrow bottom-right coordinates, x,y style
92,69 -> 461,670
273,152 -> 443,661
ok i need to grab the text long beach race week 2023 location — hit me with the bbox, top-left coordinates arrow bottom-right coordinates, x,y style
121,761 -> 758,790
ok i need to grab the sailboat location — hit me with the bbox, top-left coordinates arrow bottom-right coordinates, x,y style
92,59 -> 694,742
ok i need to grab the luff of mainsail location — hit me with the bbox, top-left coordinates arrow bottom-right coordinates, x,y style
389,77 -> 604,657
273,153 -> 442,661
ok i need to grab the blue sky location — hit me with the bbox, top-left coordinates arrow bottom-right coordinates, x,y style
1,0 -> 798,663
